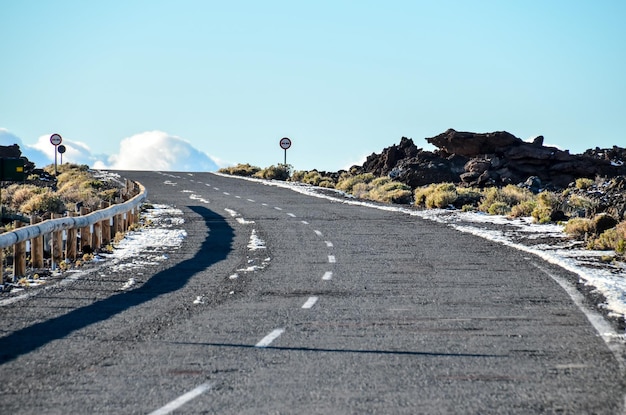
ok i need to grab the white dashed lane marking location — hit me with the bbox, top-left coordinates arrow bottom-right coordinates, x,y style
255,329 -> 285,348
325,241 -> 333,248
328,255 -> 336,263
301,221 -> 309,225
287,213 -> 296,218
314,230 -> 323,237
322,271 -> 333,281
148,382 -> 213,415
302,297 -> 319,309
274,206 -> 283,211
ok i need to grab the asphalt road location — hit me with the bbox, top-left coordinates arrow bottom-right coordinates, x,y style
0,171 -> 624,414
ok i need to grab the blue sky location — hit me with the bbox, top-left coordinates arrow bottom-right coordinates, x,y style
1,1 -> 624,172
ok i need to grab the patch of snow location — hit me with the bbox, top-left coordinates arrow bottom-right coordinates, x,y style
119,278 -> 136,291
225,208 -> 254,224
247,229 -> 266,251
189,194 -> 210,204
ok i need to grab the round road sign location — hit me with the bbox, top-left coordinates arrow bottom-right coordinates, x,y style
57,144 -> 66,154
279,137 -> 291,150
50,133 -> 62,146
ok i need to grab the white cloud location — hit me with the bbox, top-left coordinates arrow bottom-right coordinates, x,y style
0,129 -> 220,172
95,131 -> 218,171
0,128 -> 24,146
0,129 -> 50,167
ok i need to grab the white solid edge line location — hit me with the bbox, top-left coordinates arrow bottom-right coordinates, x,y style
148,382 -> 213,415
255,328 -> 285,348
322,271 -> 333,280
531,262 -> 626,370
302,296 -> 319,309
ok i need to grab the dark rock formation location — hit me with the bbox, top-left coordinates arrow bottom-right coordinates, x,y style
353,129 -> 626,191
426,130 -> 522,156
350,137 -> 466,187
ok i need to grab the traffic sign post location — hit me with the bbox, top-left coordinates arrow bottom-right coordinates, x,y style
279,137 -> 291,165
49,133 -> 62,175
57,144 -> 66,165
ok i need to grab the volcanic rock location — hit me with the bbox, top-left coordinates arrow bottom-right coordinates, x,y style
353,129 -> 626,190
426,129 -> 522,157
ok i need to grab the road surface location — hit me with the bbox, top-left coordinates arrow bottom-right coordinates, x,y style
0,171 -> 624,414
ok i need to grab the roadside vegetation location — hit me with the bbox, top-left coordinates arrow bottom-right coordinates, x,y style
220,163 -> 626,259
1,164 -> 122,218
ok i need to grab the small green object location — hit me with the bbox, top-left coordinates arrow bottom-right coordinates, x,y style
1,158 -> 25,181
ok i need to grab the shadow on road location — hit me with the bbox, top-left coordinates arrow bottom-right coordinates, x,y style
0,206 -> 234,364
167,341 -> 506,359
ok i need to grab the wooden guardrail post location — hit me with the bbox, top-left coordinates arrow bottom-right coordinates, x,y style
30,215 -> 44,269
92,219 -> 102,251
66,212 -> 78,261
100,202 -> 111,246
79,207 -> 92,253
134,206 -> 140,225
127,208 -> 134,229
51,213 -> 63,269
13,221 -> 26,278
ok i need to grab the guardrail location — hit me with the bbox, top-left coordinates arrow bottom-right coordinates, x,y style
0,180 -> 147,279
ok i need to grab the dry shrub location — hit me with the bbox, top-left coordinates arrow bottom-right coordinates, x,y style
98,188 -> 120,202
575,177 -> 595,190
415,183 -> 457,208
218,163 -> 261,177
318,179 -> 335,188
6,184 -> 42,211
351,182 -> 370,199
531,191 -> 560,223
336,173 -> 375,193
368,181 -> 412,204
289,170 -> 336,188
20,189 -> 66,214
564,218 -> 594,239
253,164 -> 291,181
488,201 -> 511,215
510,200 -> 537,218
478,185 -> 533,214
590,228 -> 620,251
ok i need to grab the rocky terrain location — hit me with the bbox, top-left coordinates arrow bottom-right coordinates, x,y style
352,129 -> 626,190
347,129 -> 626,220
